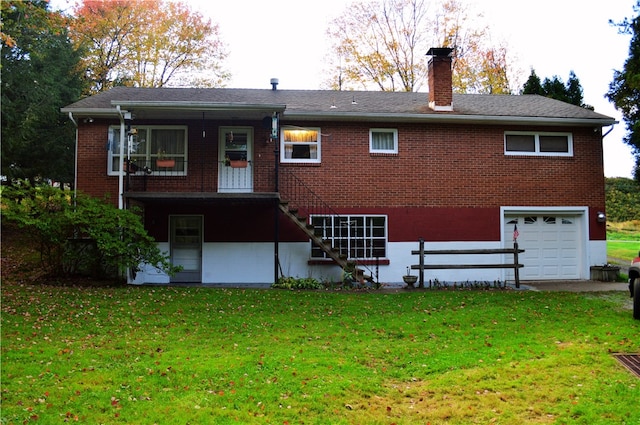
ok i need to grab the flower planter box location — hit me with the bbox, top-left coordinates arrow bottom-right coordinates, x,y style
230,160 -> 248,168
156,159 -> 175,168
589,265 -> 620,282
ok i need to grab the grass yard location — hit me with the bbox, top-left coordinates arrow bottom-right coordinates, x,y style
607,220 -> 640,262
1,283 -> 638,425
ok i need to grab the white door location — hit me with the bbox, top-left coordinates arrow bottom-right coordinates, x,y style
170,216 -> 203,283
504,214 -> 581,280
218,127 -> 253,193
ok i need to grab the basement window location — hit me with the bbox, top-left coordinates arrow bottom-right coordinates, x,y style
310,215 -> 387,260
504,132 -> 573,157
281,127 -> 321,164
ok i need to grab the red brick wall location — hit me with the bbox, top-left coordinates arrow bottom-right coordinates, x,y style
76,119 -> 606,241
428,56 -> 453,107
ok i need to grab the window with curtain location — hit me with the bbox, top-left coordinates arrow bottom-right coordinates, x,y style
108,126 -> 187,175
281,127 -> 321,163
370,129 -> 398,154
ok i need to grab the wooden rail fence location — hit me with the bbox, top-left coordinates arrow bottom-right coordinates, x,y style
411,238 -> 525,288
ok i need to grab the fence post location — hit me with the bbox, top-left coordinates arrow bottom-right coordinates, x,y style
514,241 -> 520,288
418,238 -> 424,288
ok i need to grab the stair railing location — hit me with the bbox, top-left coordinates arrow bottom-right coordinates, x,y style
279,168 -> 376,283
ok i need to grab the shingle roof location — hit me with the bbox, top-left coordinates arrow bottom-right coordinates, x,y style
62,86 -> 616,125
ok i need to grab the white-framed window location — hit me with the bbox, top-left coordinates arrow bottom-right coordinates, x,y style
310,215 -> 387,260
281,127 -> 321,163
504,131 -> 573,156
108,125 -> 187,175
369,128 -> 398,154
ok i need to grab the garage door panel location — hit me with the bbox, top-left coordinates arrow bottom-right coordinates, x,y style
504,214 -> 581,280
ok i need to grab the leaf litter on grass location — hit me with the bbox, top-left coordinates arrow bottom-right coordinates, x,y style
1,283 -> 639,424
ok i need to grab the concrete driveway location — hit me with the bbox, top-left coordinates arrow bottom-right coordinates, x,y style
521,280 -> 630,292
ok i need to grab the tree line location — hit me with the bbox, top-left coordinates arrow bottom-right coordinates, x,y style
1,0 -> 638,185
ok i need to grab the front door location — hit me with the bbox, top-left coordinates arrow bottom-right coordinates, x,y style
218,126 -> 253,192
170,215 -> 203,283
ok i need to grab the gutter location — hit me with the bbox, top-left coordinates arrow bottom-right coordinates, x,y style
282,111 -> 618,127
110,101 -> 287,113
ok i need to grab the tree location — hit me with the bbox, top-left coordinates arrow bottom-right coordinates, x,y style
69,0 -> 230,93
433,0 -> 511,94
325,0 -> 429,91
606,1 -> 640,181
605,177 -> 640,222
324,0 -> 512,93
521,69 -> 544,95
521,69 -> 588,108
1,0 -> 85,184
1,182 -> 181,280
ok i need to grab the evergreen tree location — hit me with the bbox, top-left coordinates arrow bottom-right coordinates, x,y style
1,0 -> 85,184
566,71 -> 585,107
521,69 -> 544,95
606,1 -> 640,181
542,76 -> 570,103
521,69 -> 586,108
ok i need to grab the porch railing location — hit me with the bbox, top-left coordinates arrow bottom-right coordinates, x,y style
124,158 -> 257,193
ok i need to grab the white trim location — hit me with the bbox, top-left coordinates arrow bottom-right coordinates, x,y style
107,125 -> 188,176
428,101 -> 454,111
369,128 -> 398,154
504,131 -> 573,157
500,206 -> 590,280
280,126 -> 322,164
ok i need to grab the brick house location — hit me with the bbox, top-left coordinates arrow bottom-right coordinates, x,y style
61,48 -> 616,285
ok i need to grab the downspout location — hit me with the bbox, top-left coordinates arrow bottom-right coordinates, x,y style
115,105 -> 129,210
67,112 -> 78,208
273,112 -> 280,284
602,124 -> 615,138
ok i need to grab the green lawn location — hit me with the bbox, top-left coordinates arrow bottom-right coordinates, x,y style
1,283 -> 638,425
607,221 -> 640,262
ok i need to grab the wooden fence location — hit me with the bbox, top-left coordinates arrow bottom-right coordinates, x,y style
411,238 -> 525,288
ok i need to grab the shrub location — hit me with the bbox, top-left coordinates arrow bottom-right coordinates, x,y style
272,276 -> 323,290
1,181 -> 180,280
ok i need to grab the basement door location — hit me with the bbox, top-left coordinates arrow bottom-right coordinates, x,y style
170,215 -> 203,283
218,127 -> 253,193
504,214 -> 581,280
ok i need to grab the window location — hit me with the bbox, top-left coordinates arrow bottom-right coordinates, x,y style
310,215 -> 387,260
504,132 -> 572,156
108,126 -> 187,175
370,128 -> 398,154
281,127 -> 321,163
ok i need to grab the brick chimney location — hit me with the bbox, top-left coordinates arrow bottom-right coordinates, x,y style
427,47 -> 453,111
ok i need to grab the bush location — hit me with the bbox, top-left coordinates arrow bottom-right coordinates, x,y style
272,276 -> 324,290
1,181 -> 180,280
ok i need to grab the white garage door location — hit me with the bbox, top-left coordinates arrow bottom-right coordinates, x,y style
504,214 -> 581,280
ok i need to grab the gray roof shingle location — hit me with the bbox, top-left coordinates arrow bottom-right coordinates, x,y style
62,86 -> 615,125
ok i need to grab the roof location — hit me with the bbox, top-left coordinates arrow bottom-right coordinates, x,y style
61,86 -> 616,126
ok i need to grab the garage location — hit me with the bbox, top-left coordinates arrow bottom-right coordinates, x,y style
503,213 -> 583,280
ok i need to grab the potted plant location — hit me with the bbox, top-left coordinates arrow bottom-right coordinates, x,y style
156,149 -> 175,168
403,266 -> 418,287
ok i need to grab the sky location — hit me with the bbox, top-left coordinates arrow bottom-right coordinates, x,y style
53,0 -> 637,178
